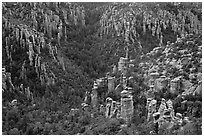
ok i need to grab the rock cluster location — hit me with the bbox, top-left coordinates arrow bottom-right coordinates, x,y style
141,34 -> 202,133
79,34 -> 201,130
141,34 -> 201,97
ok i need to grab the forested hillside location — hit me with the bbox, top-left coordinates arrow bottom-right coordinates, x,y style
2,2 -> 202,135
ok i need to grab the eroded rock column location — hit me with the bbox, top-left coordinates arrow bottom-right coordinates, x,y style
108,76 -> 115,93
120,88 -> 134,123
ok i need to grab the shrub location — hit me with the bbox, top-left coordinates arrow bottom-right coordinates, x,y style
79,115 -> 91,126
137,121 -> 155,135
8,128 -> 20,135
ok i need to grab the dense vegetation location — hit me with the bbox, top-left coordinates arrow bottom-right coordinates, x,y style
2,2 -> 202,135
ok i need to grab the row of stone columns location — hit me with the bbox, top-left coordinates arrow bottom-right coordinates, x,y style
147,70 -> 202,96
105,97 -> 121,118
104,87 -> 134,123
120,88 -> 134,123
2,67 -> 34,105
147,98 -> 184,130
145,68 -> 202,134
113,56 -> 133,122
2,67 -> 15,92
86,54 -> 134,123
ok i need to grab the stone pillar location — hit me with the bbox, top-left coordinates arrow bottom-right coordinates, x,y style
105,97 -> 113,118
2,68 -> 14,91
91,87 -> 98,110
158,98 -> 167,118
147,99 -> 157,122
6,72 -> 14,90
105,103 -> 111,118
25,87 -> 31,100
118,57 -> 128,72
116,102 -> 121,119
84,91 -> 89,103
2,68 -> 7,91
110,101 -> 116,118
122,76 -> 127,89
120,89 -> 134,123
112,65 -> 117,75
166,99 -> 175,120
108,76 -> 115,93
146,98 -> 153,110
154,78 -> 161,92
